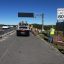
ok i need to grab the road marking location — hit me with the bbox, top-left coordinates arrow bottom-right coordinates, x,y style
1,30 -> 15,37
0,31 -> 15,42
0,49 -> 8,62
9,31 -> 15,35
0,38 -> 15,62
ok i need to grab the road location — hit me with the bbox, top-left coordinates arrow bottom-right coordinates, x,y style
0,28 -> 15,35
0,32 -> 64,64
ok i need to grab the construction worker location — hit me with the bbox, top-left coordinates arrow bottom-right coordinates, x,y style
49,26 -> 55,43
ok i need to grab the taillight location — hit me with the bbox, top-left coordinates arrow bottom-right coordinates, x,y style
19,30 -> 25,32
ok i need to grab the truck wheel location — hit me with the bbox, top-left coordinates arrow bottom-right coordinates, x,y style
27,32 -> 30,36
16,30 -> 20,36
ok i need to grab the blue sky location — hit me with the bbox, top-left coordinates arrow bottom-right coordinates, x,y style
0,0 -> 64,25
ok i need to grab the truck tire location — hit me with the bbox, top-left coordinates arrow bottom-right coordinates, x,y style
16,30 -> 20,36
27,31 -> 30,36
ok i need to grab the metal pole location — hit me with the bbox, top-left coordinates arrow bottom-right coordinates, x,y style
42,13 -> 44,31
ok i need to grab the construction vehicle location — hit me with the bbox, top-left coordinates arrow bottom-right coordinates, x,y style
16,21 -> 30,36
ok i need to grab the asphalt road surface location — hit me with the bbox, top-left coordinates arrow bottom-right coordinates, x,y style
0,28 -> 15,35
0,32 -> 64,64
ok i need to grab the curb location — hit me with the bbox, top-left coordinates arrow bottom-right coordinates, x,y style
36,35 -> 64,57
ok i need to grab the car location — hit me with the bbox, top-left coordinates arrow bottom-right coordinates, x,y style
2,26 -> 10,29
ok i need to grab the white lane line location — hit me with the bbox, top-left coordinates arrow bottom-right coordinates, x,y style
0,31 -> 15,42
0,38 -> 7,42
0,49 -> 8,62
0,35 -> 15,62
9,31 -> 15,35
1,30 -> 15,37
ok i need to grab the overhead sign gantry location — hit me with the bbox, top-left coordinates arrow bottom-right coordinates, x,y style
18,12 -> 34,17
18,12 -> 44,31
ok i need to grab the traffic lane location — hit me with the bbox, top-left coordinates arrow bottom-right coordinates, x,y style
0,30 -> 4,35
0,32 -> 16,58
0,27 -> 15,35
2,28 -> 15,33
0,33 -> 45,64
0,33 -> 64,64
0,29 -> 10,35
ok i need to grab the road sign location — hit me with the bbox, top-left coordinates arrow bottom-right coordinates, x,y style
57,8 -> 64,22
18,12 -> 34,17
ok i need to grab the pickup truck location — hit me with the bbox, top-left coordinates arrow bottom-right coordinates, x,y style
16,22 -> 30,36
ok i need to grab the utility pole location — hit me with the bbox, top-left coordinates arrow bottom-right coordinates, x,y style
34,13 -> 44,31
42,13 -> 44,31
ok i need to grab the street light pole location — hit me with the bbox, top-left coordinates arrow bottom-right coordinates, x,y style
42,13 -> 44,31
34,13 -> 44,31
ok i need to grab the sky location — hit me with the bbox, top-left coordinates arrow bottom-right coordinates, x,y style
0,0 -> 64,25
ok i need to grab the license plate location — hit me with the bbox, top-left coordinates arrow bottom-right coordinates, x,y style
21,32 -> 25,34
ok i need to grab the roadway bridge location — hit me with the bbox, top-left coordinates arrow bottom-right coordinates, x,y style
0,31 -> 64,64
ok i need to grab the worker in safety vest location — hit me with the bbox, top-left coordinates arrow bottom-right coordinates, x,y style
49,26 -> 55,43
50,28 -> 55,35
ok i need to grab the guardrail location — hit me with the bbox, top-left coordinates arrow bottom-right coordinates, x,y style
39,31 -> 64,54
42,31 -> 64,44
42,32 -> 49,41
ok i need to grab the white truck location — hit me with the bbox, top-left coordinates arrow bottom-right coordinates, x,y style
16,21 -> 30,36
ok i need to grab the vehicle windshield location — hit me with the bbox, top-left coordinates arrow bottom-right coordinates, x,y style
19,27 -> 27,29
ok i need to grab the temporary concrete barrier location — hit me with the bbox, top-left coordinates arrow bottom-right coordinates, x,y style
0,30 -> 15,39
